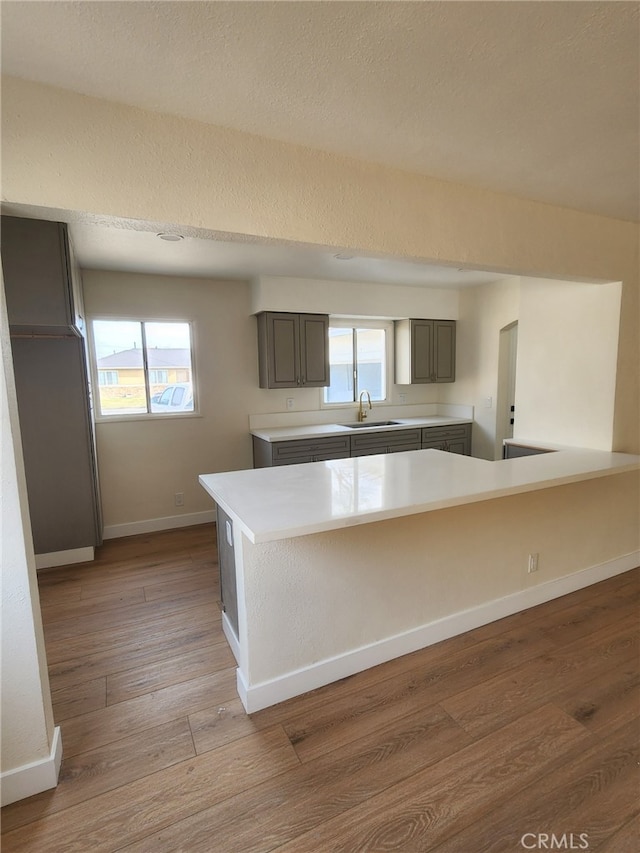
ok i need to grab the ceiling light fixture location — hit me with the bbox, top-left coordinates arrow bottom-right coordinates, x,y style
157,232 -> 185,242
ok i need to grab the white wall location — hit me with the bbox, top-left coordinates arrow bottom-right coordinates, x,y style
445,275 -> 624,457
0,284 -> 60,805
515,278 -> 622,449
443,277 -> 520,459
83,271 -> 263,531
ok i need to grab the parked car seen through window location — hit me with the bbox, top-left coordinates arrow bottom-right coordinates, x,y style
150,383 -> 193,413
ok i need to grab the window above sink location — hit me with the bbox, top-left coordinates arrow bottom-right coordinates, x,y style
322,319 -> 393,407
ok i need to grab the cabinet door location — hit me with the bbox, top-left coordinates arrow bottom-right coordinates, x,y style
411,320 -> 434,383
272,314 -> 300,386
299,314 -> 329,386
216,506 -> 239,639
434,321 -> 456,382
11,337 -> 100,553
258,312 -> 300,388
2,216 -> 75,332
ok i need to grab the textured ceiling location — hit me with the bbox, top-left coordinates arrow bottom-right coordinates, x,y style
1,1 -> 638,284
2,0 -> 638,223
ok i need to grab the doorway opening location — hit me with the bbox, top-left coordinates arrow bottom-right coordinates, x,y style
495,321 -> 518,459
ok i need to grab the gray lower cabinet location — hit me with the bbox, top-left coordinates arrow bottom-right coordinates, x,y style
421,424 -> 472,455
253,434 -> 350,467
503,443 -> 553,459
254,423 -> 472,467
395,319 -> 456,384
216,505 -> 239,639
349,429 -> 421,457
257,311 -> 329,389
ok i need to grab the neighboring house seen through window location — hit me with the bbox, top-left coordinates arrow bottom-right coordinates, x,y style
92,320 -> 195,416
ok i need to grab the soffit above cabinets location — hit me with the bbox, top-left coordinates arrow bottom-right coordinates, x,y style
66,220 -> 511,289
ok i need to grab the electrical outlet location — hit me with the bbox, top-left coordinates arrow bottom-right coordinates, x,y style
528,553 -> 539,573
286,397 -> 294,411
174,492 -> 184,507
399,393 -> 407,404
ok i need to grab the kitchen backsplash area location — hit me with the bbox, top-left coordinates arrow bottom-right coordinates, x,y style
249,403 -> 474,431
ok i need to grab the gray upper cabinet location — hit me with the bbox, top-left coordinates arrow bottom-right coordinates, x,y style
2,216 -> 80,334
394,319 -> 456,384
257,311 -> 329,389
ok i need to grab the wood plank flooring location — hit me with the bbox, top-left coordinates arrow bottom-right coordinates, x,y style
1,524 -> 638,852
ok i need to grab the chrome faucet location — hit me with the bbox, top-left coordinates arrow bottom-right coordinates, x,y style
357,389 -> 372,422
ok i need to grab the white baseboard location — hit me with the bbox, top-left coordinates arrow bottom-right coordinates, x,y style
36,547 -> 94,570
239,551 -> 639,714
102,510 -> 216,540
1,726 -> 62,807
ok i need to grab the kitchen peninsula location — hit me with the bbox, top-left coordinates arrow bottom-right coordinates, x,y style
199,448 -> 639,713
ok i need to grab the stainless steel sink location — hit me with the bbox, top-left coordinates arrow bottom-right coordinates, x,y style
340,421 -> 401,429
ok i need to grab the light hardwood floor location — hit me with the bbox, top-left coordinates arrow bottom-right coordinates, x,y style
1,525 -> 638,852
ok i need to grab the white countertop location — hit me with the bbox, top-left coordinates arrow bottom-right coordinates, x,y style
251,416 -> 472,442
199,448 -> 640,544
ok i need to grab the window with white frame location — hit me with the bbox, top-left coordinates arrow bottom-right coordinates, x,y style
323,321 -> 391,404
91,320 -> 195,416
